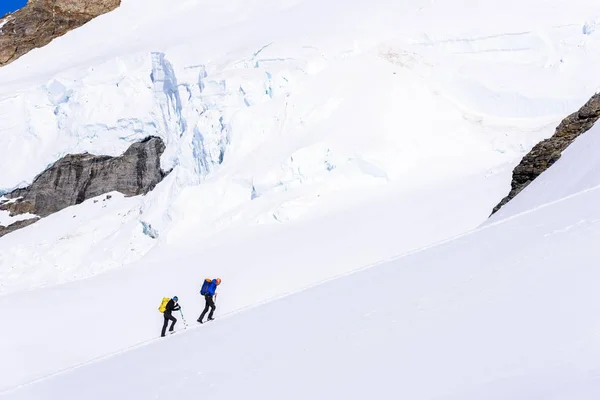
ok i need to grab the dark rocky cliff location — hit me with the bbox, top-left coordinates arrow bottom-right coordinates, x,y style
0,136 -> 166,237
0,0 -> 120,66
492,93 -> 600,215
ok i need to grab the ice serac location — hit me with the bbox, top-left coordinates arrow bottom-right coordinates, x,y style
0,137 -> 166,237
0,0 -> 120,66
492,93 -> 600,215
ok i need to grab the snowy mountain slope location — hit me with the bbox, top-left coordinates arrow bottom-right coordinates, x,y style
0,171 -> 506,391
4,141 -> 600,399
0,192 -> 153,292
1,0 -> 599,289
1,0 -> 600,394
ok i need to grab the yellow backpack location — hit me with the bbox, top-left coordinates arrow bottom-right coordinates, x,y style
158,297 -> 170,313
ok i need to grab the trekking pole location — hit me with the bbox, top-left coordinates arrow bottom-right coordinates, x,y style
180,309 -> 189,328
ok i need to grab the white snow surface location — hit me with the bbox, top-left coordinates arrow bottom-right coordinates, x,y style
0,211 -> 37,226
1,0 -> 600,397
4,124 -> 600,399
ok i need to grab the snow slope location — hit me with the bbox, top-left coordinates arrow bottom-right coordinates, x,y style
0,192 -> 152,292
0,171 -> 506,390
1,0 -> 598,293
4,126 -> 600,399
1,0 -> 600,394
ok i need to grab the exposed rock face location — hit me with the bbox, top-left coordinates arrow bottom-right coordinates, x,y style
492,93 -> 600,215
0,137 -> 166,236
0,0 -> 120,67
0,218 -> 39,238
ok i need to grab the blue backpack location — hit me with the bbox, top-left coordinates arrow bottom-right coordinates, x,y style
200,278 -> 212,295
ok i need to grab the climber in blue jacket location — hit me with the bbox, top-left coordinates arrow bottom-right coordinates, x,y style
197,278 -> 221,323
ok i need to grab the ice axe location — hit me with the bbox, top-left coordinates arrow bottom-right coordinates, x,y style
179,308 -> 189,328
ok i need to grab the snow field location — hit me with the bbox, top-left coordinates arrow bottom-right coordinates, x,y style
1,0 -> 600,396
5,150 -> 600,399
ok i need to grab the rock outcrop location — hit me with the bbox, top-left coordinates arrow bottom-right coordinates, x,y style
0,218 -> 39,238
0,137 -> 166,237
0,0 -> 120,67
492,93 -> 600,215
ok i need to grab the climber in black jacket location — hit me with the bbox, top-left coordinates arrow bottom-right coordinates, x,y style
161,296 -> 181,337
